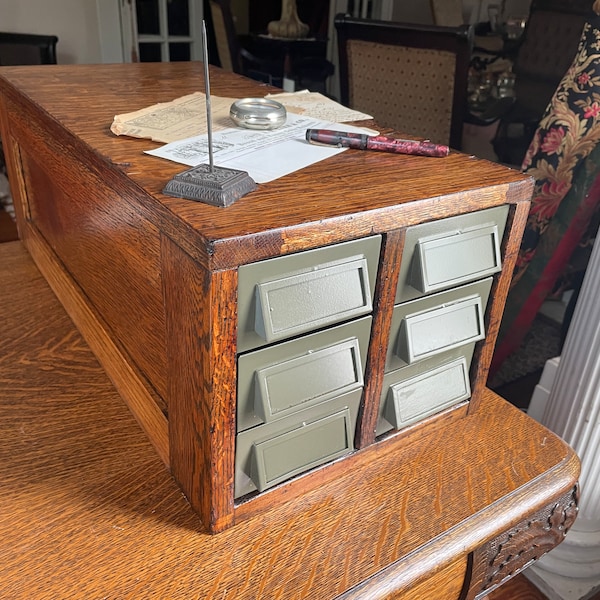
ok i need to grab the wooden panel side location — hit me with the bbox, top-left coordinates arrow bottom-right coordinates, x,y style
3,93 -> 170,401
0,94 -> 29,238
356,228 -> 405,448
469,194 -> 531,405
162,235 -> 237,533
23,226 -> 170,464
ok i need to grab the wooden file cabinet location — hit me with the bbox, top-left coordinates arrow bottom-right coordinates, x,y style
0,62 -> 537,534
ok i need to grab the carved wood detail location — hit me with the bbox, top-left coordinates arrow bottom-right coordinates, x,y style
463,484 -> 580,600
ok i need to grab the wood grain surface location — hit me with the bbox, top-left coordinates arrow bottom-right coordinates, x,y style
487,574 -> 552,599
0,63 -> 537,532
0,241 -> 579,599
0,62 -> 532,269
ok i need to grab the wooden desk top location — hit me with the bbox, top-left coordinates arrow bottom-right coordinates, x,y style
0,241 -> 579,599
0,62 -> 532,270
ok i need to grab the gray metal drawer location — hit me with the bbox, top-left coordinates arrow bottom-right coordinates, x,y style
237,317 -> 372,432
386,278 -> 493,372
237,236 -> 381,352
377,355 -> 472,436
235,391 -> 361,498
396,206 -> 508,303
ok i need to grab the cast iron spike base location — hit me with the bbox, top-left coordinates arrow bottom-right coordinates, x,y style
163,164 -> 257,207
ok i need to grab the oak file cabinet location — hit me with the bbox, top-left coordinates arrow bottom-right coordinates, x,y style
0,62 -> 533,533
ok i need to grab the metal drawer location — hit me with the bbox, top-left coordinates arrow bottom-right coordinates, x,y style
235,391 -> 361,498
386,278 -> 493,372
396,206 -> 508,303
377,355 -> 472,436
237,236 -> 381,352
237,317 -> 371,432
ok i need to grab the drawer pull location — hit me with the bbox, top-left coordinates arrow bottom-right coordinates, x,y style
384,357 -> 471,430
254,339 -> 363,423
254,256 -> 372,342
411,223 -> 502,294
396,294 -> 485,364
250,409 -> 353,492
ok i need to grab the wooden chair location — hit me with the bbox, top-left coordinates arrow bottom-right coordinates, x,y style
207,0 -> 280,83
0,32 -> 58,65
208,0 -> 333,92
335,14 -> 472,149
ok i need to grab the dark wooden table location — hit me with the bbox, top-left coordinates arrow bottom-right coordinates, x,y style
0,240 -> 579,599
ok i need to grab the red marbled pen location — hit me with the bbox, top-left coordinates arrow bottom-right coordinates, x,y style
305,129 -> 449,158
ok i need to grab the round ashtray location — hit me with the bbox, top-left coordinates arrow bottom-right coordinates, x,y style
230,98 -> 287,130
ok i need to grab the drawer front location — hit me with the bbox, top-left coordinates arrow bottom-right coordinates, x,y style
386,278 -> 492,372
398,294 -> 484,364
237,318 -> 372,432
377,356 -> 471,435
251,409 -> 353,492
396,206 -> 508,303
237,236 -> 381,352
235,391 -> 361,498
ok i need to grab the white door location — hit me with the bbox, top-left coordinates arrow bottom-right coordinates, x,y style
98,0 -> 204,63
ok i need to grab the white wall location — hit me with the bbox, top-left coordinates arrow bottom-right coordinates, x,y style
0,0 -> 105,64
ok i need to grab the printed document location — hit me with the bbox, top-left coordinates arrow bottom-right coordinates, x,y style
145,111 -> 377,184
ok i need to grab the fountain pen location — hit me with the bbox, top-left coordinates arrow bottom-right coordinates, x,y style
305,129 -> 449,158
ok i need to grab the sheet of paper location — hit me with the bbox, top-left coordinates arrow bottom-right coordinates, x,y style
110,92 -> 239,143
267,89 -> 374,124
111,90 -> 375,144
219,136 -> 346,184
145,112 -> 377,184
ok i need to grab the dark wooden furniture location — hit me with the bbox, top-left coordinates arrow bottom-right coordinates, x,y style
208,0 -> 279,78
335,14 -> 472,149
0,32 -> 58,241
0,240 -> 579,599
208,0 -> 332,92
0,31 -> 58,65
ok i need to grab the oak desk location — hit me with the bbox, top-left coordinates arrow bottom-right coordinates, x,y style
0,240 -> 579,599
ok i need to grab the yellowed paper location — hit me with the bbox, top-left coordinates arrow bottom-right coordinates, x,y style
111,89 -> 374,144
266,90 -> 373,123
110,91 -> 239,144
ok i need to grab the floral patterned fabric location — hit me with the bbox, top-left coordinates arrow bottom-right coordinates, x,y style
491,15 -> 600,375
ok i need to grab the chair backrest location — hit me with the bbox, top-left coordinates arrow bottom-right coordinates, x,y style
430,0 -> 464,27
208,0 -> 242,74
0,32 -> 58,65
335,14 -> 472,149
512,0 -> 593,115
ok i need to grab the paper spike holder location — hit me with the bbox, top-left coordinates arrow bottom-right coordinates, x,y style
163,21 -> 256,207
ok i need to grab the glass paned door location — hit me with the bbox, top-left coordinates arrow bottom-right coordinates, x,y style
126,0 -> 203,62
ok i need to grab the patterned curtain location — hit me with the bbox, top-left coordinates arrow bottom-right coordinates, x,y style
491,14 -> 600,375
